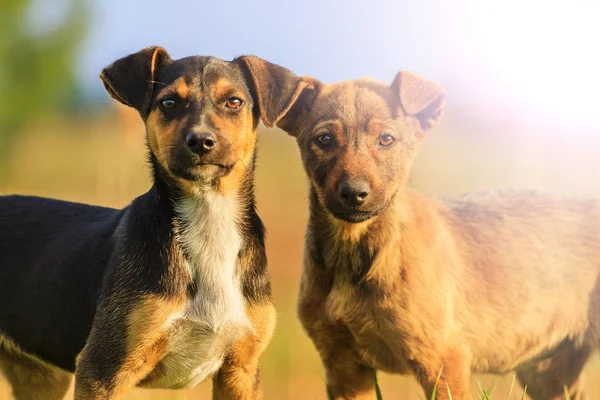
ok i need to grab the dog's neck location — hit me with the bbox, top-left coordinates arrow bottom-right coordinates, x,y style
308,188 -> 384,280
308,187 -> 430,282
148,151 -> 258,221
148,152 -> 259,271
175,188 -> 245,321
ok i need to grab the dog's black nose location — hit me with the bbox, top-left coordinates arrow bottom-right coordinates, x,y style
185,132 -> 217,154
338,180 -> 370,206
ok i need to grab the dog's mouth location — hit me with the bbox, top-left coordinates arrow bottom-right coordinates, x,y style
171,162 -> 234,181
331,209 -> 378,223
315,190 -> 384,224
326,198 -> 390,224
196,162 -> 234,171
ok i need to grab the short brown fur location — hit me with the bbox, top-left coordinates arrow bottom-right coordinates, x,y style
270,66 -> 600,399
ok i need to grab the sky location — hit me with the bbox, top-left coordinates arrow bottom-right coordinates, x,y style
31,0 -> 600,130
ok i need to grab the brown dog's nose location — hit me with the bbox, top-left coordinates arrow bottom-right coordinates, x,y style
185,132 -> 217,154
338,180 -> 370,206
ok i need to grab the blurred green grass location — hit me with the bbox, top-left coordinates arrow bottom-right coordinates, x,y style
1,106 -> 600,399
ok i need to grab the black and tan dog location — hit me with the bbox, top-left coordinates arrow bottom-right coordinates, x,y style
0,47 -> 307,400
260,65 -> 600,399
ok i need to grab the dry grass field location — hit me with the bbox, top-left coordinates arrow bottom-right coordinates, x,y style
1,105 -> 600,399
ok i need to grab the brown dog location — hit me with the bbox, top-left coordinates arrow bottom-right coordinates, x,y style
245,60 -> 600,400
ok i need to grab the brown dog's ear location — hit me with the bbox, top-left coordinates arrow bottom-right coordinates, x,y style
238,56 -> 322,133
276,76 -> 322,135
100,46 -> 173,115
390,70 -> 445,133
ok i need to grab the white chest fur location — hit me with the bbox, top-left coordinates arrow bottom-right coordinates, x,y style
142,190 -> 252,389
175,191 -> 249,328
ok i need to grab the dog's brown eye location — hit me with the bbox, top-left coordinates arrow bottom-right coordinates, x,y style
225,97 -> 243,109
379,134 -> 395,147
316,134 -> 333,147
160,98 -> 176,109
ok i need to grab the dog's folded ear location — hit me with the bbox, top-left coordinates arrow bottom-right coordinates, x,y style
391,71 -> 445,134
238,56 -> 322,135
100,46 -> 173,115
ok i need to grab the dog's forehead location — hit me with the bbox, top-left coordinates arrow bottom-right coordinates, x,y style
157,56 -> 247,91
312,80 -> 399,126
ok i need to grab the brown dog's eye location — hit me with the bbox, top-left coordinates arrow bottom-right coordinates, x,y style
379,134 -> 395,148
316,134 -> 333,148
160,98 -> 177,109
225,97 -> 243,109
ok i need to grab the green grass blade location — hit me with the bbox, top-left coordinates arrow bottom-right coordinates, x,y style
446,381 -> 453,400
475,378 -> 492,400
564,385 -> 571,400
508,374 -> 516,399
374,370 -> 383,400
483,378 -> 496,399
326,372 -> 383,400
475,379 -> 485,397
429,366 -> 444,400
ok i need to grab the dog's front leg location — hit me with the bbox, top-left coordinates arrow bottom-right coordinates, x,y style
297,260 -> 376,399
212,301 -> 276,400
303,322 -> 375,400
410,345 -> 471,400
316,340 -> 376,400
74,293 -> 184,400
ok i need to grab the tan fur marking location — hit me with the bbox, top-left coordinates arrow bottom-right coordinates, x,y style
149,48 -> 161,83
125,295 -> 185,354
76,295 -> 185,399
147,77 -> 193,169
213,301 -> 276,400
217,145 -> 255,196
154,77 -> 191,101
211,104 -> 256,197
146,108 -> 188,170
210,78 -> 237,100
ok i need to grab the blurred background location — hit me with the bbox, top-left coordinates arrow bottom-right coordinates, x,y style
1,0 -> 600,398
